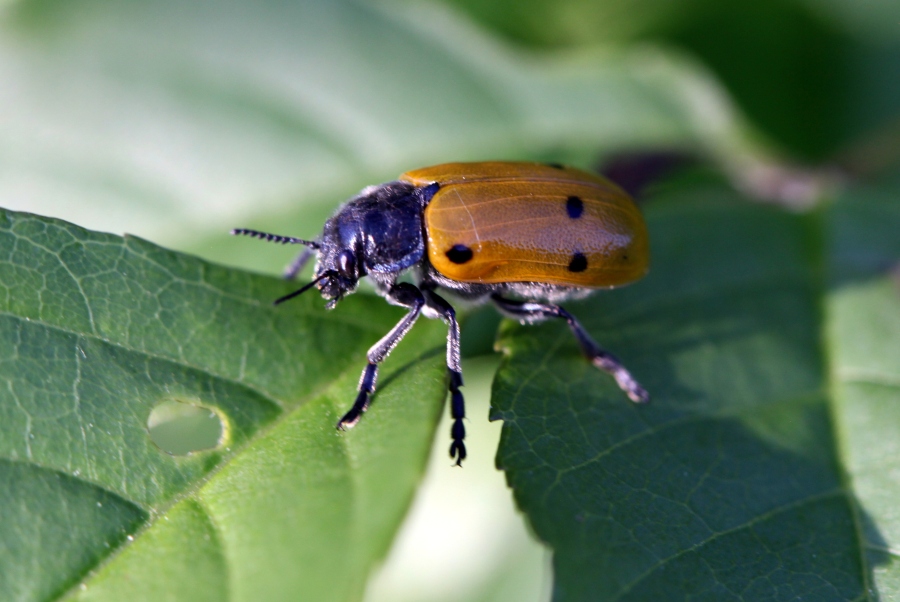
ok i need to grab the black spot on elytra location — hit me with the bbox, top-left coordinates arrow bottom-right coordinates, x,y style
566,196 -> 584,219
568,252 -> 588,272
446,244 -> 473,264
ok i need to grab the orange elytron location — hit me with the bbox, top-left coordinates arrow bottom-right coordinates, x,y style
401,162 -> 649,287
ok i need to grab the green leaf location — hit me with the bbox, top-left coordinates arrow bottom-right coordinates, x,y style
0,208 -> 448,601
2,0 -> 887,600
492,177 -> 900,600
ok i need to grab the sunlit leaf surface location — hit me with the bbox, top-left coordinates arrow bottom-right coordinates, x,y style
0,209 -> 447,601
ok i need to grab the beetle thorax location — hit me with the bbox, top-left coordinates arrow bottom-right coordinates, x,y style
313,181 -> 426,302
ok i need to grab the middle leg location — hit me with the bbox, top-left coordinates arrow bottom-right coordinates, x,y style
423,289 -> 466,466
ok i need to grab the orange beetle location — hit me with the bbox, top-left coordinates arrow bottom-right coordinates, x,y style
234,161 -> 650,465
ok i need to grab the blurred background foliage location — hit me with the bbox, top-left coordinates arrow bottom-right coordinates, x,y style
1,0 -> 898,600
449,0 -> 900,164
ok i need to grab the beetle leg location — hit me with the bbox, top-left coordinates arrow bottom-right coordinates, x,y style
491,294 -> 649,403
337,283 -> 424,430
283,247 -> 315,280
423,290 -> 466,466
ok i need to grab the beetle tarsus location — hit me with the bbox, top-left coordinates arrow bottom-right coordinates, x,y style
448,370 -> 466,466
421,289 -> 468,466
449,439 -> 466,466
592,356 -> 650,403
580,337 -> 649,404
337,362 -> 377,429
337,390 -> 369,429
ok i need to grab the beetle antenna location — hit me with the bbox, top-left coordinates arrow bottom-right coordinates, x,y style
231,228 -> 320,249
273,271 -> 335,305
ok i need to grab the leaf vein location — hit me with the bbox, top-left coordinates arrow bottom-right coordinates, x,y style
613,488 -> 846,600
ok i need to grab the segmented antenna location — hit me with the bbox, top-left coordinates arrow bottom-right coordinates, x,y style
274,271 -> 335,305
231,228 -> 319,249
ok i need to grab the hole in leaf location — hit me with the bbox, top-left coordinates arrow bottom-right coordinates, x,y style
148,400 -> 225,455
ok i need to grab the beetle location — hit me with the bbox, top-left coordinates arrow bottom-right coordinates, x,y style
233,161 -> 650,466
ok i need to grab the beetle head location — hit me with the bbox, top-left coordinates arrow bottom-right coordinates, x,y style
312,248 -> 360,308
230,227 -> 348,307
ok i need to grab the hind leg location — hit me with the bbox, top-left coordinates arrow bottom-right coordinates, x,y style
491,294 -> 649,403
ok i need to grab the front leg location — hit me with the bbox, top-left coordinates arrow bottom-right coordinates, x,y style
337,282 -> 424,429
283,247 -> 315,280
491,294 -> 649,403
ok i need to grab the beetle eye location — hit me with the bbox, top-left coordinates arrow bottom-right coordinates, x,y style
337,250 -> 356,278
